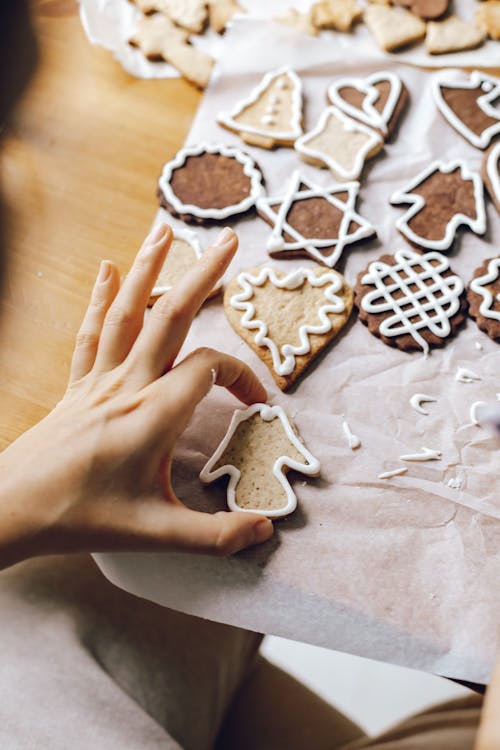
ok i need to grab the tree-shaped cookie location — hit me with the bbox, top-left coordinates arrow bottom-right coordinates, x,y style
257,171 -> 376,267
225,265 -> 353,390
390,160 -> 486,251
467,257 -> 500,342
327,71 -> 408,140
199,403 -> 320,518
294,106 -> 383,181
432,71 -> 500,150
217,67 -> 303,149
356,248 -> 466,356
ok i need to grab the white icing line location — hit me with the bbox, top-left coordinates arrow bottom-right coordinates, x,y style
470,257 -> 500,323
470,401 -> 487,425
327,71 -> 403,137
390,159 -> 486,251
256,170 -> 376,268
151,226 -> 203,297
455,367 -> 482,383
229,266 -> 346,377
360,249 -> 464,356
378,467 -> 408,479
409,393 -> 437,416
342,419 -> 361,450
217,67 -> 303,142
475,341 -> 483,351
447,476 -> 463,490
199,403 -> 320,519
158,142 -> 264,221
400,447 -> 443,462
294,106 -> 383,181
486,140 -> 500,207
432,70 -> 500,149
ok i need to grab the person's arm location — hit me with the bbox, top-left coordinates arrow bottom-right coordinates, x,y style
0,223 -> 273,570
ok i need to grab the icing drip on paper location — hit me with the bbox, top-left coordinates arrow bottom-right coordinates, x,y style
230,267 -> 346,377
409,393 -> 437,416
361,249 -> 464,356
400,447 -> 442,462
327,71 -> 403,136
447,476 -> 464,490
199,403 -> 320,519
342,419 -> 361,450
470,258 -> 500,322
378,467 -> 408,480
455,367 -> 482,383
470,401 -> 487,425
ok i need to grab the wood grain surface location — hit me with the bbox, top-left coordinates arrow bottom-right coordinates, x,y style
0,1 -> 200,446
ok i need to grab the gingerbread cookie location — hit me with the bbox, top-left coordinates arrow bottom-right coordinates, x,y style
390,160 -> 486,251
148,227 -> 221,305
476,1 -> 500,40
467,257 -> 500,342
433,71 -> 500,150
217,67 -> 303,149
274,9 -> 318,36
158,143 -> 265,224
356,248 -> 466,355
294,106 -> 383,181
200,403 -> 320,518
483,140 -> 500,216
256,171 -> 376,268
327,71 -> 408,140
363,5 -> 426,52
392,0 -> 448,20
426,16 -> 486,55
310,0 -> 363,31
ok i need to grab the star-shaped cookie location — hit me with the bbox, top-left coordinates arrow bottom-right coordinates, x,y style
256,171 -> 376,268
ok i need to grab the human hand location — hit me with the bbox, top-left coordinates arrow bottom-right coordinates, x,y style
0,223 -> 274,569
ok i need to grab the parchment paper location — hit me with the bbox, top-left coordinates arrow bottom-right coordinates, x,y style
96,18 -> 500,684
79,0 -> 500,80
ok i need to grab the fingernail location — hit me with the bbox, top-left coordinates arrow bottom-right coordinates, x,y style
96,260 -> 113,284
212,227 -> 235,248
253,518 -> 273,544
141,223 -> 170,257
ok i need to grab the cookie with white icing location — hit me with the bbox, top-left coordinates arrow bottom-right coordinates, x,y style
432,71 -> 500,150
483,140 -> 500,216
327,71 -> 408,141
200,403 -> 320,518
355,248 -> 467,355
256,171 -> 376,268
225,265 -> 353,390
217,67 -> 303,149
467,256 -> 500,342
294,106 -> 384,181
157,143 -> 265,224
148,227 -> 221,306
390,160 -> 486,251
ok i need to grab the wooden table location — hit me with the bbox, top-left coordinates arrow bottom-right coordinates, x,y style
0,0 -> 199,447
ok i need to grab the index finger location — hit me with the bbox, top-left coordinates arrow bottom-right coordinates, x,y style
129,228 -> 238,384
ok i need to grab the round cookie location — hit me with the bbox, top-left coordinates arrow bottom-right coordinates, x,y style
157,143 -> 265,224
355,248 -> 467,355
467,256 -> 500,342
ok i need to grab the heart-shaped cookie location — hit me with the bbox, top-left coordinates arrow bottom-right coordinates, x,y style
225,265 -> 353,391
327,71 -> 408,140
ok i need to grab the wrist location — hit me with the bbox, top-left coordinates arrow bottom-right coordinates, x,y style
0,469 -> 50,569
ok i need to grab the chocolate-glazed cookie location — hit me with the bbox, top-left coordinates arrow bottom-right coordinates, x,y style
158,143 -> 265,224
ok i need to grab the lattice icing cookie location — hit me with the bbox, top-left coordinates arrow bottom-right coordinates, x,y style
148,227 -> 221,306
483,141 -> 500,216
467,257 -> 500,342
256,171 -> 376,268
217,67 -> 303,149
356,248 -> 466,355
390,160 -> 486,251
432,71 -> 500,150
225,265 -> 353,391
327,71 -> 408,140
199,403 -> 320,518
295,107 -> 383,181
157,143 -> 265,224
